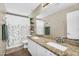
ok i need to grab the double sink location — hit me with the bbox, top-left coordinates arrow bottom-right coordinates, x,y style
32,36 -> 68,52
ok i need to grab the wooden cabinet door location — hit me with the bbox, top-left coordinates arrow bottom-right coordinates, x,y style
37,44 -> 47,56
28,39 -> 57,56
28,39 -> 37,56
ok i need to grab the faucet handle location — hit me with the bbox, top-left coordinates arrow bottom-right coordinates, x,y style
56,37 -> 61,41
55,36 -> 64,43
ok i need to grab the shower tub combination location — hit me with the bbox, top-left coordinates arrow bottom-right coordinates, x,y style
4,14 -> 30,51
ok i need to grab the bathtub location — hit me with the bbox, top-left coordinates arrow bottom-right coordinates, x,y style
5,43 -> 24,54
6,43 -> 24,49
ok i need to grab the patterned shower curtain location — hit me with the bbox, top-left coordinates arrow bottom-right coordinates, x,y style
5,14 -> 30,48
7,24 -> 27,47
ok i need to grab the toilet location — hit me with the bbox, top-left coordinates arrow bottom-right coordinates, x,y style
22,40 -> 28,48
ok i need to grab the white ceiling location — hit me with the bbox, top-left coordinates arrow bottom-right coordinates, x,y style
4,3 -> 40,16
36,3 -> 77,19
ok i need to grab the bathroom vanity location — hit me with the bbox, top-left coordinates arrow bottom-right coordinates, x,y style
28,36 -> 57,56
28,36 -> 79,56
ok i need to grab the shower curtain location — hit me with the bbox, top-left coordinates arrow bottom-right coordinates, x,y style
5,14 -> 30,49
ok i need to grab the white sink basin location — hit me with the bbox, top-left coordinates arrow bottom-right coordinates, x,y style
32,36 -> 40,39
47,42 -> 67,51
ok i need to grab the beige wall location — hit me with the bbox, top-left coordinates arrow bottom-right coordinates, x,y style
0,3 -> 6,55
0,3 -> 5,40
43,4 -> 79,39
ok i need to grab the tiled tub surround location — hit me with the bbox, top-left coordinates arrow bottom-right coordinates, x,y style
28,36 -> 79,56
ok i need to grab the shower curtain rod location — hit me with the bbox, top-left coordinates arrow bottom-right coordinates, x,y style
5,12 -> 31,18
0,11 -> 40,19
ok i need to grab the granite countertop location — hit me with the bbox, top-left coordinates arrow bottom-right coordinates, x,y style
28,36 -> 79,56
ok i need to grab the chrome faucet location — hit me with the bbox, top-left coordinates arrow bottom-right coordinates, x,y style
55,36 -> 65,43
